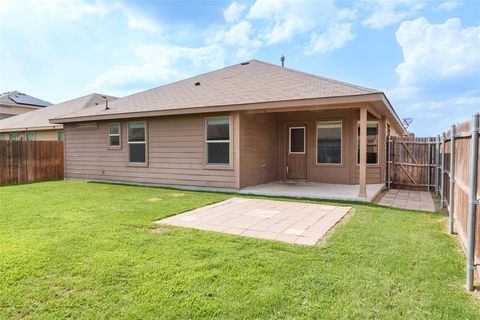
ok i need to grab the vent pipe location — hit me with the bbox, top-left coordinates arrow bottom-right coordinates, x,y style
280,55 -> 285,67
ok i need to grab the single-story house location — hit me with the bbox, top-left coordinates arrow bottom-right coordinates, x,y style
51,60 -> 406,198
0,93 -> 116,141
0,91 -> 51,120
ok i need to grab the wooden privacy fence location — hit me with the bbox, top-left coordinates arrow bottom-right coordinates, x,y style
388,113 -> 479,290
387,136 -> 436,190
0,141 -> 64,186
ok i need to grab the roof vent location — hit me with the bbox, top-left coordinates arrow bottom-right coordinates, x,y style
194,82 -> 201,86
280,55 -> 285,67
240,61 -> 250,65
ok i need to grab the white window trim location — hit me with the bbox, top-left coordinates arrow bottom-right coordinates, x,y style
108,123 -> 121,149
205,116 -> 232,169
127,121 -> 148,166
356,120 -> 380,165
316,120 -> 342,165
288,126 -> 306,155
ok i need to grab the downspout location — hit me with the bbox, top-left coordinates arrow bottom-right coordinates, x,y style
466,113 -> 479,291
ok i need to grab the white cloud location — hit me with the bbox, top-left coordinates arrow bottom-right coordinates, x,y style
224,2 -> 246,23
247,0 -> 354,45
362,0 -> 425,29
87,44 -> 225,93
213,20 -> 262,59
436,0 -> 462,11
395,17 -> 480,84
0,0 -> 161,33
305,23 -> 355,54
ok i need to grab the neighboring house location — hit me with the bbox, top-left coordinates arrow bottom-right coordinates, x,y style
51,60 -> 407,197
0,91 -> 51,120
0,93 -> 117,141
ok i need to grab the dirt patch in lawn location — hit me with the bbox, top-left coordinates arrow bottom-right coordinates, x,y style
148,227 -> 169,234
147,198 -> 162,202
169,193 -> 185,197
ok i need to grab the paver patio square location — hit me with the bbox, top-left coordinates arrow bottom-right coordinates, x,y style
156,198 -> 351,245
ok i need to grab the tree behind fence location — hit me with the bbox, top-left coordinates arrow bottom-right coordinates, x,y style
0,141 -> 64,186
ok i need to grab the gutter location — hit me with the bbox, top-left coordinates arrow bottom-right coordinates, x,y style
50,92 -> 403,127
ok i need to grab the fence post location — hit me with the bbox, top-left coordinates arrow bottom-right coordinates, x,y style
449,125 -> 456,234
441,132 -> 446,208
387,135 -> 391,188
466,113 -> 479,291
427,137 -> 431,192
435,135 -> 439,193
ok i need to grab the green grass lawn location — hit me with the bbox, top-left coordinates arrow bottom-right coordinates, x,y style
0,181 -> 478,319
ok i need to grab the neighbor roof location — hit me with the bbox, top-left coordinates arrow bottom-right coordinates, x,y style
0,93 -> 117,132
0,91 -> 51,108
51,59 -> 405,134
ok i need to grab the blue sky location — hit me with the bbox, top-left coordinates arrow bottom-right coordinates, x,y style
0,0 -> 479,136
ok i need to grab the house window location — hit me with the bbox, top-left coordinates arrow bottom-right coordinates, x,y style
357,122 -> 379,164
58,132 -> 64,141
9,133 -> 17,141
317,121 -> 342,164
128,121 -> 146,163
206,117 -> 230,165
108,123 -> 121,147
26,132 -> 36,141
0,133 -> 3,140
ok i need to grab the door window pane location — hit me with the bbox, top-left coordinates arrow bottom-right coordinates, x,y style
317,122 -> 341,164
289,128 -> 305,153
357,123 -> 379,164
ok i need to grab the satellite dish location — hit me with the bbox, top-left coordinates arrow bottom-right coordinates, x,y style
402,118 -> 413,129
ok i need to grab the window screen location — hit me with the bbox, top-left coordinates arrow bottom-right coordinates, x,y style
128,122 -> 146,163
206,117 -> 230,165
109,123 -> 120,146
317,122 -> 341,164
357,122 -> 379,164
26,132 -> 36,141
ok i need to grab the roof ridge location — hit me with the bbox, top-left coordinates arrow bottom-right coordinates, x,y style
250,59 -> 378,93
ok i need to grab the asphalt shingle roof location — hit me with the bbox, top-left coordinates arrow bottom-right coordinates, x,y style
56,59 -> 378,120
0,94 -> 116,131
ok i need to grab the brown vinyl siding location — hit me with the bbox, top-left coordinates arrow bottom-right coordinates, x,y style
239,113 -> 279,188
64,113 -> 239,189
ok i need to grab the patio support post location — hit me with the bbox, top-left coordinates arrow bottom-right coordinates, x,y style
449,125 -> 455,235
359,105 -> 367,198
466,113 -> 479,291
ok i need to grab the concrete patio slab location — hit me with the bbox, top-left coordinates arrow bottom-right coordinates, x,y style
156,198 -> 352,246
377,189 -> 436,212
239,181 -> 384,202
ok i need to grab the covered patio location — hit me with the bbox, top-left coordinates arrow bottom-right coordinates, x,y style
239,181 -> 384,202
